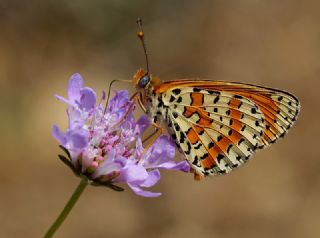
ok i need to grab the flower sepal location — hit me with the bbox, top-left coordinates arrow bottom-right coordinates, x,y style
59,145 -> 72,160
58,154 -> 80,177
90,180 -> 125,192
58,145 -> 80,177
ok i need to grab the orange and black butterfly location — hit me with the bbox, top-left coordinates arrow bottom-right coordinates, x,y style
131,18 -> 300,180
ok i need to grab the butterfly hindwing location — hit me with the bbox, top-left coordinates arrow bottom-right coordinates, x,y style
156,80 -> 300,177
164,88 -> 264,176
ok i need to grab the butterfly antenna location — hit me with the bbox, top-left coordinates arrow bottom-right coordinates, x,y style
136,17 -> 150,75
104,79 -> 131,114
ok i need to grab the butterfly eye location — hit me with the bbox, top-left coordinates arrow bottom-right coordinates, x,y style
138,75 -> 150,88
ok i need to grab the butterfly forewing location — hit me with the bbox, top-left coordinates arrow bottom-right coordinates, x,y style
153,80 -> 300,177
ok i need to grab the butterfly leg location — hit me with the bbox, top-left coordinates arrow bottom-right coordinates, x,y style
112,92 -> 139,128
142,128 -> 160,144
141,123 -> 164,154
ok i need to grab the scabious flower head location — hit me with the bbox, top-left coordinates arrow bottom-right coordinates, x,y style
52,73 -> 190,197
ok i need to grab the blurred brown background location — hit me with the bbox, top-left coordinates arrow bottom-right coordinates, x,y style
0,0 -> 319,237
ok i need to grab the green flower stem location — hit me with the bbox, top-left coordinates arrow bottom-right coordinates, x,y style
44,178 -> 88,238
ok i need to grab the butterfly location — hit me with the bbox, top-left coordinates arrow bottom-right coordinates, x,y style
131,18 -> 300,180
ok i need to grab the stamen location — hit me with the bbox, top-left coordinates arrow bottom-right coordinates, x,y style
105,145 -> 112,152
87,161 -> 99,173
96,156 -> 104,162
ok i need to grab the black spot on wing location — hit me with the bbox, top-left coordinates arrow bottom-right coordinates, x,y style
192,156 -> 199,165
251,108 -> 257,114
208,90 -> 221,95
200,153 -> 209,160
238,138 -> 245,145
180,131 -> 186,143
152,117 -> 157,123
226,144 -> 232,154
172,88 -> 181,95
185,142 -> 191,155
208,142 -> 214,148
194,143 -> 202,150
217,154 -> 224,163
157,97 -> 164,107
172,112 -> 178,118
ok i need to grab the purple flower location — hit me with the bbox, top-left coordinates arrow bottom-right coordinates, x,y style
53,73 -> 190,197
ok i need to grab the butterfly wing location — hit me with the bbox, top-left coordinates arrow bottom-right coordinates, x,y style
155,80 -> 300,178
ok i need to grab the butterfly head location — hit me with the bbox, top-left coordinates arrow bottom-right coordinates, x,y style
133,68 -> 162,90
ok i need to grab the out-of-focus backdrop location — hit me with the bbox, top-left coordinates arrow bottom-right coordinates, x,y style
1,0 -> 319,237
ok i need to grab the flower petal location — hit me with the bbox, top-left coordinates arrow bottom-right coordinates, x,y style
67,108 -> 87,130
107,90 -> 129,112
155,161 -> 190,173
133,138 -> 144,159
145,135 -> 175,166
127,183 -> 161,198
120,164 -> 148,184
140,169 -> 160,187
107,90 -> 134,122
68,73 -> 83,103
136,115 -> 151,134
92,150 -> 122,178
55,95 -> 72,106
79,87 -> 96,111
52,125 -> 67,145
68,129 -> 89,149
